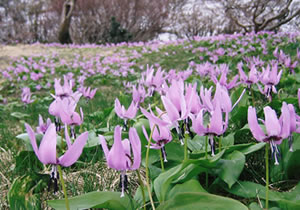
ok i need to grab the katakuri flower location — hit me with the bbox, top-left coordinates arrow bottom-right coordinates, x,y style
190,101 -> 228,156
99,125 -> 141,197
25,123 -> 88,191
248,103 -> 290,164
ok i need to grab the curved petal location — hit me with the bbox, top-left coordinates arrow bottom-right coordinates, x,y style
248,106 -> 266,141
264,106 -> 281,137
25,123 -> 40,160
141,107 -> 169,127
191,110 -> 206,136
129,127 -> 141,170
38,123 -> 57,165
107,126 -> 128,170
125,101 -> 138,119
161,96 -> 179,122
59,131 -> 88,167
114,98 -> 123,118
298,88 -> 300,109
209,102 -> 223,135
280,102 -> 290,139
121,139 -> 132,168
64,124 -> 72,148
99,135 -> 109,160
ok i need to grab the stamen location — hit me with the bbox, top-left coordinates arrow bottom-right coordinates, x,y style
209,135 -> 215,156
48,165 -> 59,193
120,171 -> 126,197
288,135 -> 293,152
161,146 -> 168,162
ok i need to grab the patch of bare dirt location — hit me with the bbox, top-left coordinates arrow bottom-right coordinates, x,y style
0,44 -> 116,69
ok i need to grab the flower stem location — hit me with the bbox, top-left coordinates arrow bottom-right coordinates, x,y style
57,165 -> 70,210
145,125 -> 156,210
159,149 -> 165,172
251,87 -> 256,107
265,143 -> 269,210
205,135 -> 208,188
184,125 -> 188,161
136,170 -> 146,210
219,135 -> 222,153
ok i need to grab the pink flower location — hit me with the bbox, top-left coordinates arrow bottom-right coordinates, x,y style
21,87 -> 34,104
81,86 -> 97,99
36,115 -> 52,134
25,123 -> 88,167
248,103 -> 290,164
238,62 -> 259,88
25,123 -> 88,192
99,125 -> 141,197
190,102 -> 228,156
114,98 -> 138,122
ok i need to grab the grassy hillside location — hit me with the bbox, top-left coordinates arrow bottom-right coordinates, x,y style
0,31 -> 300,209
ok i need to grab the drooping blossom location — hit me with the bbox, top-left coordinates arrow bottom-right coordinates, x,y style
36,115 -> 52,134
132,84 -> 146,106
54,75 -> 73,99
247,103 -> 290,164
99,125 -> 141,197
114,98 -> 138,126
258,62 -> 282,102
190,101 -> 228,156
142,65 -> 165,96
25,123 -> 88,192
286,104 -> 300,151
141,107 -> 172,161
237,62 -> 259,89
80,86 -> 97,99
211,64 -> 239,90
298,88 -> 300,109
60,98 -> 84,138
21,87 -> 34,104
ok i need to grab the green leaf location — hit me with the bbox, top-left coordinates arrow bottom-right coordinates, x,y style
133,184 -> 150,208
154,151 -> 224,202
84,131 -> 100,148
188,135 -> 206,153
167,179 -> 207,200
215,150 -> 245,188
225,181 -> 300,209
11,112 -> 30,119
16,133 -> 43,151
157,192 -> 248,210
48,191 -> 135,210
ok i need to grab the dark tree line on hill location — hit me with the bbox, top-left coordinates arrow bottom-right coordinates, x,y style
0,0 -> 299,44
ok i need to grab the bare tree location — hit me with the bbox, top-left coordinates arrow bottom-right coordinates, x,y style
58,0 -> 76,44
219,0 -> 300,33
167,1 -> 226,38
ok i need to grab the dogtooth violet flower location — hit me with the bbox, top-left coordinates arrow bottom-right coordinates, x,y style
141,107 -> 172,162
49,91 -> 82,132
80,86 -> 97,100
99,125 -> 141,197
114,98 -> 138,127
248,103 -> 290,165
258,62 -> 282,101
190,101 -> 228,156
237,62 -> 259,89
36,114 -> 52,134
286,103 -> 300,151
21,87 -> 34,104
59,97 -> 84,138
25,123 -> 88,192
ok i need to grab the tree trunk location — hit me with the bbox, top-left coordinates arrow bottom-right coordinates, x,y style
58,0 -> 76,44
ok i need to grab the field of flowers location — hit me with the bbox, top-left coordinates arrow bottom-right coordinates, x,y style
0,31 -> 300,210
